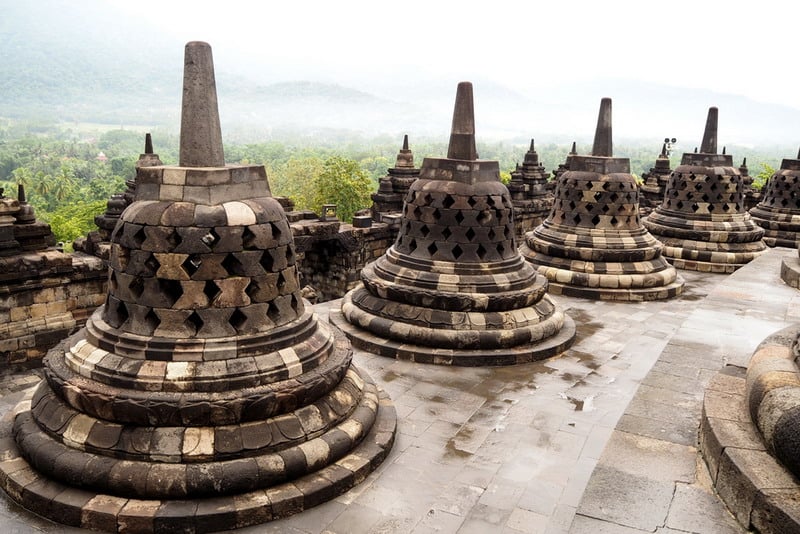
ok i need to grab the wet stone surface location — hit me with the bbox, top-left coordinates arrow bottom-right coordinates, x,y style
2,248 -> 799,533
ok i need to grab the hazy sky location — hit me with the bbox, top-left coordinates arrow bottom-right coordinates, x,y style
110,0 -> 799,111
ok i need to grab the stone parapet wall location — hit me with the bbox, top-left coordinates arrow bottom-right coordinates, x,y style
296,221 -> 397,302
0,251 -> 106,365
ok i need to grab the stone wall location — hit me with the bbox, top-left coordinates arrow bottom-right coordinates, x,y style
296,221 -> 397,302
0,251 -> 106,365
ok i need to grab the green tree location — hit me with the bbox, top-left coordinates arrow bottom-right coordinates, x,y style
753,163 -> 774,191
43,200 -> 107,246
313,156 -> 375,223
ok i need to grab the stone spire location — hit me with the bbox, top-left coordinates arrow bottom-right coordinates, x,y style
371,134 -> 420,220
179,41 -> 225,167
447,82 -> 478,160
592,97 -> 613,157
700,107 -> 718,154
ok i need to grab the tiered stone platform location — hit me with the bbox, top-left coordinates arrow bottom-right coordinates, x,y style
750,148 -> 800,248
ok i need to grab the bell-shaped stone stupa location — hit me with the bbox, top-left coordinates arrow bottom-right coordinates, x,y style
750,148 -> 800,248
330,82 -> 576,366
0,41 -> 395,532
643,107 -> 766,272
520,98 -> 684,301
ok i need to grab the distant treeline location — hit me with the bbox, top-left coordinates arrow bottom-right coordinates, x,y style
0,120 -> 788,246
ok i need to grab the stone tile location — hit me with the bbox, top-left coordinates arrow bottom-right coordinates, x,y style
665,483 -> 742,534
576,465 -> 673,531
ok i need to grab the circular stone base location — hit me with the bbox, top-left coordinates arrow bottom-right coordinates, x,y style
544,277 -> 685,302
781,257 -> 800,288
329,310 -> 576,366
699,326 -> 800,534
0,381 -> 396,533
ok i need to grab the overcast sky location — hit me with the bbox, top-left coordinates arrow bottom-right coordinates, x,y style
109,0 -> 799,111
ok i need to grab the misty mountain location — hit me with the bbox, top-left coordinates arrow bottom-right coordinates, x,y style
2,0 -> 799,148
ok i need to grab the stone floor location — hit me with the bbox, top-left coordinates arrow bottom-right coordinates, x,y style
1,247 -> 799,533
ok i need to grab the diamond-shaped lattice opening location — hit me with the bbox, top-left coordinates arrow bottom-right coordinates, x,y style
420,225 -> 430,237
286,245 -> 295,265
572,214 -> 582,224
477,243 -> 487,260
609,192 -> 619,203
167,229 -> 182,250
496,243 -> 505,256
602,204 -> 610,213
568,201 -> 577,211
487,196 -> 496,207
245,279 -> 260,299
487,228 -> 496,240
442,228 -> 452,240
241,227 -> 256,249
602,181 -> 611,191
129,276 -> 145,299
222,254 -> 245,276
144,309 -> 160,333
504,226 -> 512,239
443,195 -> 455,209
182,255 -> 202,277
710,182 -> 718,191
186,311 -> 204,334
455,211 -> 465,224
277,271 -> 286,291
467,196 -> 477,208
427,242 -> 438,256
433,208 -> 441,221
144,253 -> 160,276
586,203 -> 594,212
229,308 -> 247,331
676,201 -> 684,210
109,271 -> 118,292
114,300 -> 129,326
722,203 -> 731,212
708,204 -> 715,212
610,216 -> 619,225
159,279 -> 184,307
291,294 -> 301,314
270,222 -> 283,240
594,192 -> 603,202
465,228 -> 476,241
452,244 -> 463,259
200,228 -> 219,249
591,214 -> 601,226
423,193 -> 433,205
203,280 -> 220,303
691,203 -> 699,212
260,250 -> 275,272
133,227 -> 147,247
267,301 -> 282,324
701,193 -> 710,202
412,206 -> 423,219
408,238 -> 417,253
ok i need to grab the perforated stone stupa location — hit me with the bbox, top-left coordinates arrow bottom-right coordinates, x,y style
643,107 -> 767,272
520,98 -> 684,301
329,82 -> 575,366
750,148 -> 800,248
0,41 -> 395,533
508,139 -> 554,237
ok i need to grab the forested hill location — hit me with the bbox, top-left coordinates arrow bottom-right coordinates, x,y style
3,0 -> 800,146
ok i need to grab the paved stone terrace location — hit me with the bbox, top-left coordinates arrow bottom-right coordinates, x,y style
1,248 -> 798,533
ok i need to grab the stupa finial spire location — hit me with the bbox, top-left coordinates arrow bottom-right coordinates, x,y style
530,138 -> 536,151
179,41 -> 225,167
447,82 -> 478,160
570,141 -> 577,155
591,97 -> 613,157
660,143 -> 668,157
144,133 -> 153,154
17,183 -> 26,203
402,134 -> 409,151
700,107 -> 718,154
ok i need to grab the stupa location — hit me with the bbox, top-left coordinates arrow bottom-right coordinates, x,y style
520,98 -> 684,301
750,149 -> 800,248
643,107 -> 766,272
329,82 -> 575,366
0,42 -> 395,532
552,141 -> 577,182
639,143 -> 672,209
370,134 -> 419,221
508,139 -> 554,237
